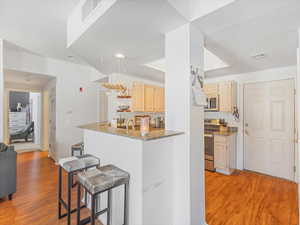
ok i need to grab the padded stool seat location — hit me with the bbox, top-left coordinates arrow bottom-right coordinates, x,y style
57,154 -> 100,225
77,165 -> 130,194
58,154 -> 100,173
77,165 -> 130,225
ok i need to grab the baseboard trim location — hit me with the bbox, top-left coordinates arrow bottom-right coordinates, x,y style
216,168 -> 231,175
16,149 -> 41,154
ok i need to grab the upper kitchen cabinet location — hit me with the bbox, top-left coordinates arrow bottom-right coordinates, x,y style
144,85 -> 155,112
219,81 -> 237,113
203,83 -> 218,96
132,82 -> 165,113
154,87 -> 165,112
204,81 -> 237,113
132,82 -> 145,112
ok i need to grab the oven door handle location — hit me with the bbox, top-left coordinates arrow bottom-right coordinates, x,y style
204,134 -> 213,138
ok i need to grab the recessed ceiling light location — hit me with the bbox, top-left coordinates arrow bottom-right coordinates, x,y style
252,53 -> 266,60
115,53 -> 125,59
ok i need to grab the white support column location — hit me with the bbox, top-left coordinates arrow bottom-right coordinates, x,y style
297,30 -> 300,222
0,39 -> 4,143
165,24 -> 206,225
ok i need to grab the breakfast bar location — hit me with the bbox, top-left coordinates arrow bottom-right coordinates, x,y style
79,123 -> 184,225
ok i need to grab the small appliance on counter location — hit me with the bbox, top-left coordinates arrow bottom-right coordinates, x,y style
134,115 -> 151,128
152,117 -> 165,129
140,117 -> 150,136
111,119 -> 118,128
110,116 -> 126,128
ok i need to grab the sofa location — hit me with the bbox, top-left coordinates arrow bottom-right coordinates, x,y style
0,143 -> 16,200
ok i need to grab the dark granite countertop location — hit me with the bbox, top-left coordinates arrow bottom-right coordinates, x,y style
79,123 -> 184,141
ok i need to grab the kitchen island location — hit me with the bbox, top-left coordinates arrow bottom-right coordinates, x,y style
79,122 -> 184,225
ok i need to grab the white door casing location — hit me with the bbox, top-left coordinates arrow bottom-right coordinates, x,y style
244,79 -> 295,181
48,87 -> 56,159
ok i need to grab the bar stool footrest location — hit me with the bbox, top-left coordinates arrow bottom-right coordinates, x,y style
59,203 -> 86,219
78,208 -> 108,225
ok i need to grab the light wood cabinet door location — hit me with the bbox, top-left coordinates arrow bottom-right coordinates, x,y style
203,83 -> 218,96
154,87 -> 165,112
214,134 -> 237,175
132,82 -> 144,112
219,81 -> 237,112
214,142 -> 228,170
144,85 -> 155,112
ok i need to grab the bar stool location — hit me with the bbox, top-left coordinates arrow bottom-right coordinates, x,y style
58,154 -> 100,225
71,142 -> 84,187
76,165 -> 130,225
72,142 -> 84,157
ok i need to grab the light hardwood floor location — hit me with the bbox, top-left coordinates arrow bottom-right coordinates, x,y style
0,151 -> 102,225
205,170 -> 298,225
0,151 -> 298,225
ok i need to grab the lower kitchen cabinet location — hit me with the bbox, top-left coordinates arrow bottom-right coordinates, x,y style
214,133 -> 236,175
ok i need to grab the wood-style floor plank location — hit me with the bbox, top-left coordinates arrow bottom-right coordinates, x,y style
205,170 -> 299,225
0,152 -> 298,225
0,151 -> 102,225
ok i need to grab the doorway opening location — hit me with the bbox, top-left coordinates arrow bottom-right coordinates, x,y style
3,69 -> 56,156
8,91 -> 41,151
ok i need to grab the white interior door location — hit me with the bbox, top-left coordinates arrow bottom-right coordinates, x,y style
244,79 -> 295,180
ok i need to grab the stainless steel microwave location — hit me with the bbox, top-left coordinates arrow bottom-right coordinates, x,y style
205,94 -> 219,111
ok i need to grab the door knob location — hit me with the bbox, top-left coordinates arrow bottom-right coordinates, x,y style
245,123 -> 249,127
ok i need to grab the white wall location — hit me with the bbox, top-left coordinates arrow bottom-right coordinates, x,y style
67,0 -> 118,47
30,92 -> 41,146
0,40 -> 3,142
107,73 -> 164,122
3,48 -> 106,160
168,0 -> 235,21
205,65 -> 297,170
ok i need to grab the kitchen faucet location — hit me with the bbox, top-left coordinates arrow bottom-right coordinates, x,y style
126,119 -> 135,131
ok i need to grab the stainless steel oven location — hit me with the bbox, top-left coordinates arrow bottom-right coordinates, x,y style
204,120 -> 222,172
205,94 -> 219,111
204,133 -> 215,171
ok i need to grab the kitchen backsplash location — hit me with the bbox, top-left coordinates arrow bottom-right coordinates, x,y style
204,112 -> 240,128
